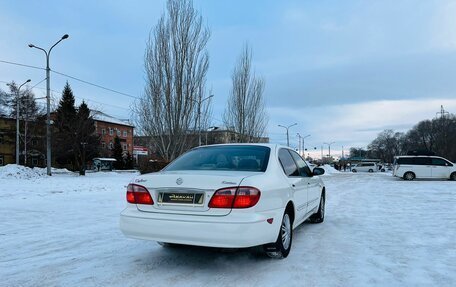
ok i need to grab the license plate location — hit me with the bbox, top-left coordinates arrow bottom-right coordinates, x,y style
158,192 -> 204,205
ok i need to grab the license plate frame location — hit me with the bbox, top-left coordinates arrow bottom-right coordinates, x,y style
158,192 -> 204,205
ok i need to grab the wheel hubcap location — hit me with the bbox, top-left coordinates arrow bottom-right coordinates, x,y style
281,214 -> 291,250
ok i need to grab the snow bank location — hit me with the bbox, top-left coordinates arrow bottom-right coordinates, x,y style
0,164 -> 72,179
322,164 -> 341,175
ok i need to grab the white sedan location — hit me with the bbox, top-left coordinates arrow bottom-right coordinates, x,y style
120,144 -> 326,258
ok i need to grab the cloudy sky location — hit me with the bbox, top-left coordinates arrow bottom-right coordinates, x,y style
1,0 -> 456,158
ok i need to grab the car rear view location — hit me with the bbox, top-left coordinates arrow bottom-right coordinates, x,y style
119,145 -> 282,248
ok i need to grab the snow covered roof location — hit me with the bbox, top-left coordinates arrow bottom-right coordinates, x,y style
91,110 -> 134,127
93,158 -> 117,161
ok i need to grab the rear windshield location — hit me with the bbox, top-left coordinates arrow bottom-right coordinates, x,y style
164,145 -> 271,172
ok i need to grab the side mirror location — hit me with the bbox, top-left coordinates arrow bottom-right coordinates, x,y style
313,167 -> 325,176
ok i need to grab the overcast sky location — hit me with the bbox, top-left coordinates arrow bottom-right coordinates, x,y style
1,0 -> 456,158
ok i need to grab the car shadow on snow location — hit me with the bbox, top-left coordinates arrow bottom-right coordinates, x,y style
129,222 -> 318,273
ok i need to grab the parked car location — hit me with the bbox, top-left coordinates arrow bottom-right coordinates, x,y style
351,162 -> 377,173
393,155 -> 456,180
120,144 -> 326,259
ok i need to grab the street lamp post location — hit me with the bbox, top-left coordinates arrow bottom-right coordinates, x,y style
323,141 -> 336,158
29,34 -> 69,176
296,133 -> 310,156
7,79 -> 31,165
196,94 -> 214,146
278,123 -> 297,147
302,134 -> 310,154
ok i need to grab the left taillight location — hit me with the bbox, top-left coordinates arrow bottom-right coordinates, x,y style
126,183 -> 154,205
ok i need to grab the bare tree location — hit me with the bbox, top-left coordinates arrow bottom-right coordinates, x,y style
0,89 -> 9,116
134,0 -> 211,162
4,82 -> 43,165
223,44 -> 268,142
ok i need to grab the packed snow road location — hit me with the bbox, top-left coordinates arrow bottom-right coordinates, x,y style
1,170 -> 455,287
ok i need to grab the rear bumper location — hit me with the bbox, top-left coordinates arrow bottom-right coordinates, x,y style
119,206 -> 282,248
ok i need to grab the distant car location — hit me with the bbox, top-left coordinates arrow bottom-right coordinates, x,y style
120,144 -> 326,259
351,162 -> 377,173
393,155 -> 456,180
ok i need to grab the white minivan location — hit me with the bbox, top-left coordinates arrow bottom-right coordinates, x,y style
351,162 -> 377,173
393,156 -> 456,180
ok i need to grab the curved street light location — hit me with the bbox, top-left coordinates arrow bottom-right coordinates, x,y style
29,34 -> 69,175
278,123 -> 297,147
297,133 -> 310,155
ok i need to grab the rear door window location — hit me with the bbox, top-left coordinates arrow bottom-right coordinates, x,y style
431,158 -> 449,166
289,150 -> 312,177
278,149 -> 300,177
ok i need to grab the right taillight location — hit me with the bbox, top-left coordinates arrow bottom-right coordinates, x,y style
209,186 -> 261,209
126,183 -> 154,205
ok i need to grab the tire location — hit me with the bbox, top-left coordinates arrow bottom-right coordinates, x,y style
309,192 -> 325,224
352,169 -> 357,173
368,169 -> 374,173
403,172 -> 415,181
264,211 -> 293,259
450,172 -> 456,181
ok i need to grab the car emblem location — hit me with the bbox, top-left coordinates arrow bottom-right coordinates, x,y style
176,178 -> 183,185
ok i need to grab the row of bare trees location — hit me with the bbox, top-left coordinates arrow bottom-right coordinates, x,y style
0,82 -> 44,165
134,0 -> 268,161
360,113 -> 456,163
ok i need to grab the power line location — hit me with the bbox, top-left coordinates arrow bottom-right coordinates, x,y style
51,70 -> 140,100
31,78 -> 47,90
0,59 -> 45,71
0,59 -> 139,100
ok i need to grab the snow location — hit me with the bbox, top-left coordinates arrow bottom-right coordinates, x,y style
1,171 -> 455,286
91,110 -> 133,127
0,164 -> 72,179
321,164 -> 341,175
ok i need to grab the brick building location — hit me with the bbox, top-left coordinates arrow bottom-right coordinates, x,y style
92,111 -> 134,157
0,116 -> 47,167
0,117 -> 15,166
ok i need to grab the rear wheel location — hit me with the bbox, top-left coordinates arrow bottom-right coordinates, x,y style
368,169 -> 374,173
264,211 -> 292,259
352,169 -> 357,173
309,192 -> 325,223
403,172 -> 415,181
450,172 -> 456,181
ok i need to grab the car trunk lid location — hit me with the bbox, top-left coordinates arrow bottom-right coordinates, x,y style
134,170 -> 256,216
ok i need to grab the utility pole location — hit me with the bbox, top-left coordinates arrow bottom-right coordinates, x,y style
196,94 -> 214,146
7,79 -> 31,165
324,141 -> 336,159
29,34 -> 69,175
436,105 -> 449,119
296,133 -> 302,155
297,133 -> 311,156
278,123 -> 297,147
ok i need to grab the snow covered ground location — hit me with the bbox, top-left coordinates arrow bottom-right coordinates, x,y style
1,168 -> 455,287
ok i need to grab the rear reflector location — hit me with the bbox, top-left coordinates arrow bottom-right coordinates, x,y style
209,186 -> 261,209
127,183 -> 154,205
